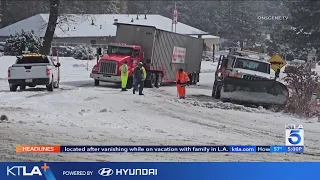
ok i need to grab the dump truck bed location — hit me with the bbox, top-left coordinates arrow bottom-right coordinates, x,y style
114,23 -> 204,82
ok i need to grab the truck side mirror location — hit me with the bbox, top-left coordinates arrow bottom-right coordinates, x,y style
97,48 -> 102,55
275,69 -> 280,78
56,63 -> 61,67
140,52 -> 144,60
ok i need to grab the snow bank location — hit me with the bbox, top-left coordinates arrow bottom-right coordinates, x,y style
179,99 -> 269,114
73,64 -> 87,68
150,90 -> 269,114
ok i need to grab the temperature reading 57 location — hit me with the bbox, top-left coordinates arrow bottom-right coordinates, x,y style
273,146 -> 283,151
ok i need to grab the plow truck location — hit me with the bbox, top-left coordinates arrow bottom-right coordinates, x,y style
90,23 -> 204,88
212,48 -> 289,107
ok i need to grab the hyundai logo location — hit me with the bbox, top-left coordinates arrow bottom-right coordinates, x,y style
98,168 -> 113,176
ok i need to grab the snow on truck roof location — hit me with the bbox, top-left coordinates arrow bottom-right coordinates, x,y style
0,14 -> 210,38
114,23 -> 208,40
232,55 -> 271,64
108,43 -> 140,48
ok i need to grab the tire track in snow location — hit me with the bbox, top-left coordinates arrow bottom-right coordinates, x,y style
25,87 -> 76,98
145,91 -> 320,161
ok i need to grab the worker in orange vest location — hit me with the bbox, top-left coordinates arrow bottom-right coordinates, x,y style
176,68 -> 190,99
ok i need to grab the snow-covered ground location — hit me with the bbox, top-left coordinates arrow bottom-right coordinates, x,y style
0,56 -> 319,162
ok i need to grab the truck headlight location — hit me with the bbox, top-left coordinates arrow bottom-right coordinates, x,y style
92,66 -> 98,72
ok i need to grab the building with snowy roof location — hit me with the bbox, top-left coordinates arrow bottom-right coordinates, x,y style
0,13 -> 220,51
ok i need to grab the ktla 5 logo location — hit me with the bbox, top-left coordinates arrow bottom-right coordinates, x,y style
285,124 -> 304,146
7,163 -> 50,176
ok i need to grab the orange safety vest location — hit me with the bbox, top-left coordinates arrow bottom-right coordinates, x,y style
176,71 -> 190,84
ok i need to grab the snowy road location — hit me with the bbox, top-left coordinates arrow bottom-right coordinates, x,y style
0,56 -> 319,162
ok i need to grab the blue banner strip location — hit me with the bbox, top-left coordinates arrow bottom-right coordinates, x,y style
0,162 -> 318,180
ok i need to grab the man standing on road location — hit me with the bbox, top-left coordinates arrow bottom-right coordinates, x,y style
133,62 -> 146,95
120,61 -> 129,91
176,68 -> 190,99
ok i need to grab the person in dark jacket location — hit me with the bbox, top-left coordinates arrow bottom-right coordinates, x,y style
133,62 -> 146,95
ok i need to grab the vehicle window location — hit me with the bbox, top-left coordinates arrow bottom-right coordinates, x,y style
107,46 -> 133,56
234,58 -> 270,74
134,50 -> 140,57
16,56 -> 50,64
222,57 -> 228,68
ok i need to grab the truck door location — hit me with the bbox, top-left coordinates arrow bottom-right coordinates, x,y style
131,49 -> 140,68
49,57 -> 58,80
220,56 -> 230,80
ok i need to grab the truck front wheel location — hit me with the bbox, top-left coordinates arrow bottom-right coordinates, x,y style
212,81 -> 221,99
126,76 -> 133,89
9,84 -> 18,92
46,80 -> 54,91
20,85 -> 26,90
94,80 -> 99,86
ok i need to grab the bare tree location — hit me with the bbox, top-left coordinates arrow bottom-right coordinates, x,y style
284,64 -> 319,117
39,0 -> 60,55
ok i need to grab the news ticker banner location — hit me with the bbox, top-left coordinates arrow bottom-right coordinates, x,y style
16,145 -> 304,153
1,162 -> 319,180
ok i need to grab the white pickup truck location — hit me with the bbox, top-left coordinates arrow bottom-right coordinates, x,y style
8,54 -> 61,92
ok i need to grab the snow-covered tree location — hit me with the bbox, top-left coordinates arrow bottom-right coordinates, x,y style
284,1 -> 320,59
4,30 -> 41,55
72,45 -> 94,60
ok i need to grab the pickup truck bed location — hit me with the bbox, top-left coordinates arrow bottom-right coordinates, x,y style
9,63 -> 51,84
7,55 -> 60,92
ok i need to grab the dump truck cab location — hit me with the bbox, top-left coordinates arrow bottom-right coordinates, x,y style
225,55 -> 272,80
90,43 -> 144,88
213,48 -> 289,107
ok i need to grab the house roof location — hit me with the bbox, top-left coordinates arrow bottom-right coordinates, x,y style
0,14 -> 211,38
190,34 -> 220,40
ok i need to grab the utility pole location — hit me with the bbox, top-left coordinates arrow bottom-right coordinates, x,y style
174,2 -> 177,33
172,2 -> 177,32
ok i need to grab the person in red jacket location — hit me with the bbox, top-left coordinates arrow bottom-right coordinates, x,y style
176,68 -> 190,99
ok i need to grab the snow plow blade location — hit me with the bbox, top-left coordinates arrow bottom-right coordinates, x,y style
220,77 -> 289,106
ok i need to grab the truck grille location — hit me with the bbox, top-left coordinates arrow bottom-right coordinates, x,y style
99,61 -> 117,74
243,75 -> 267,80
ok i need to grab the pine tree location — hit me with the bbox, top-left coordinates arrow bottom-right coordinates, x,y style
4,30 -> 41,56
285,1 -> 320,58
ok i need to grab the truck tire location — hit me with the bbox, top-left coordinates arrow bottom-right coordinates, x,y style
193,73 -> 199,85
192,73 -> 197,85
216,84 -> 221,99
94,80 -> 99,86
188,74 -> 193,85
9,84 -> 18,92
212,81 -> 221,99
46,80 -> 54,92
197,73 -> 200,82
54,81 -> 59,88
151,73 -> 157,88
145,73 -> 156,88
212,82 -> 217,98
20,85 -> 26,90
126,76 -> 133,89
155,73 -> 162,88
